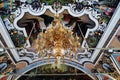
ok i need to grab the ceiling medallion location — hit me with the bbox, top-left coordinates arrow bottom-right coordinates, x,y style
36,14 -> 80,63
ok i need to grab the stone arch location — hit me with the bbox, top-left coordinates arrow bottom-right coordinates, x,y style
11,58 -> 97,80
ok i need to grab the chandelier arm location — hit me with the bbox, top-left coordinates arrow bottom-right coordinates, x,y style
77,24 -> 84,39
27,23 -> 36,41
24,23 -> 36,47
77,23 -> 89,49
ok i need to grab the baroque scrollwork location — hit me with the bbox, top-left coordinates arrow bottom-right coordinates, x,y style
0,0 -> 118,65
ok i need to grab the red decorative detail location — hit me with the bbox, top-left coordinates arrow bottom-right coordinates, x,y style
103,75 -> 109,80
1,76 -> 7,80
116,56 -> 120,63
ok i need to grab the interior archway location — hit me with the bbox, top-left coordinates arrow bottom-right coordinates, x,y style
13,59 -> 97,80
18,64 -> 93,80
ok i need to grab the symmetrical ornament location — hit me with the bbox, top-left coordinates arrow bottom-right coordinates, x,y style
36,14 -> 80,62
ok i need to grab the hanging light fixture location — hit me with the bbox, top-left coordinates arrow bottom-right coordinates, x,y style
35,14 -> 80,63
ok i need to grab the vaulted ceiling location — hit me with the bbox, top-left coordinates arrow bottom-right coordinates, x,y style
0,0 -> 120,80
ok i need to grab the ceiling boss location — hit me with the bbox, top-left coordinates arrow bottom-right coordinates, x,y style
35,14 -> 80,63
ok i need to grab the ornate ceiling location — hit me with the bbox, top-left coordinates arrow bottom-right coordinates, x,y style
0,0 -> 120,80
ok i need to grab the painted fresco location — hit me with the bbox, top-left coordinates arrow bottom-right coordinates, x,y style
0,0 -> 120,80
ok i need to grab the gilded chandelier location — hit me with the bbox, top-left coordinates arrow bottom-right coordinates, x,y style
36,14 -> 80,62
